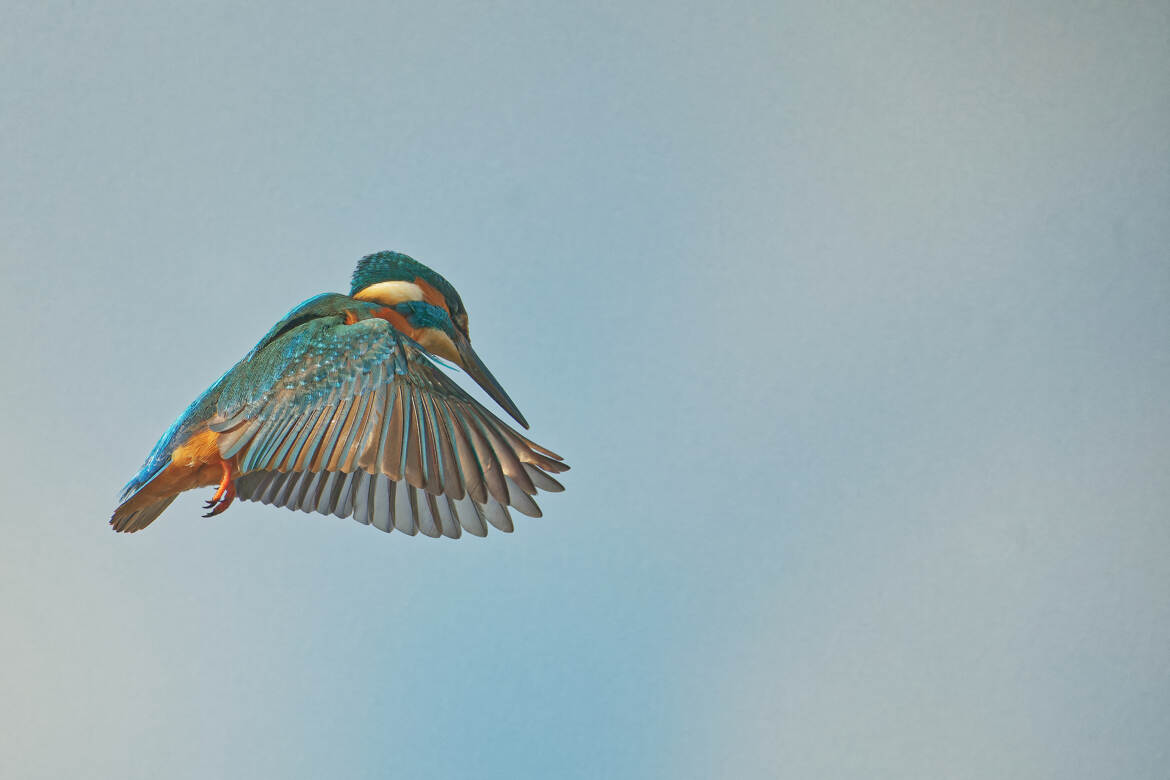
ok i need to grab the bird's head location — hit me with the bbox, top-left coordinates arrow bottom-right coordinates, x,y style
350,251 -> 528,428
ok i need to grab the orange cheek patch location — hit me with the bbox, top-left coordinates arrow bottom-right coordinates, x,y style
413,278 -> 449,312
374,307 -> 418,340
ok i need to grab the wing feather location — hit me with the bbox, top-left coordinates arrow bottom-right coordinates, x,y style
215,316 -> 567,538
419,492 -> 442,538
523,463 -> 565,493
244,409 -> 289,471
314,470 -> 343,515
437,495 -> 461,538
350,471 -> 374,525
453,494 -> 488,537
426,398 -> 464,499
271,470 -> 300,507
309,397 -> 352,472
326,391 -> 368,471
289,405 -> 333,473
270,407 -> 316,473
481,498 -> 513,533
371,474 -> 393,532
334,471 -> 356,518
380,383 -> 406,480
288,471 -> 314,512
420,393 -> 458,497
460,408 -> 509,505
476,413 -> 535,495
396,484 -> 418,535
506,477 -> 542,518
219,417 -> 265,460
256,472 -> 285,504
338,389 -> 377,473
403,387 -> 427,490
299,471 -> 328,513
440,399 -> 483,503
355,383 -> 387,474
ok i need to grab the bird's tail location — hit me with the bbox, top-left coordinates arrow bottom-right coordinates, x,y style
110,493 -> 177,533
111,462 -> 179,533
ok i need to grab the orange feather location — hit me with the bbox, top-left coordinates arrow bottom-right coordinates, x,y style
413,277 -> 449,312
118,429 -> 228,513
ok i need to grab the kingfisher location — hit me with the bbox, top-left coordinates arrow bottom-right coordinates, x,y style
110,251 -> 568,538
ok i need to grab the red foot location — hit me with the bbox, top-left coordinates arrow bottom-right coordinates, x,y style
202,459 -> 237,517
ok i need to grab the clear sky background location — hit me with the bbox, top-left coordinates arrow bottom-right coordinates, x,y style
1,1 -> 1167,778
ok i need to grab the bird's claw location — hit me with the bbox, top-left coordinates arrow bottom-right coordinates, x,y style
202,460 -> 237,518
201,499 -> 232,518
202,489 -> 235,517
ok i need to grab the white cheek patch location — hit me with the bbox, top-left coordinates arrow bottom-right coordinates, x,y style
354,280 -> 424,305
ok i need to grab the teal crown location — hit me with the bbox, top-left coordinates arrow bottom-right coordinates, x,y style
349,251 -> 466,318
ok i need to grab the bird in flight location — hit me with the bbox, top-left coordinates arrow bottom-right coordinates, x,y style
110,251 -> 568,538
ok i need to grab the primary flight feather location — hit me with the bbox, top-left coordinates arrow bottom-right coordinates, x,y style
110,251 -> 568,537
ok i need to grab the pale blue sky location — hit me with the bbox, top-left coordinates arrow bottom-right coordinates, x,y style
2,1 -> 1167,778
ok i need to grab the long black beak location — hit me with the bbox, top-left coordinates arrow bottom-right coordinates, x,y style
454,331 -> 529,429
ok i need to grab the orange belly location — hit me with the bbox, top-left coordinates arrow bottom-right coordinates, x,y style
165,428 -> 228,488
118,429 -> 228,513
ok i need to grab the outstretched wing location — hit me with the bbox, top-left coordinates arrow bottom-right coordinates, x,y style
209,316 -> 567,537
